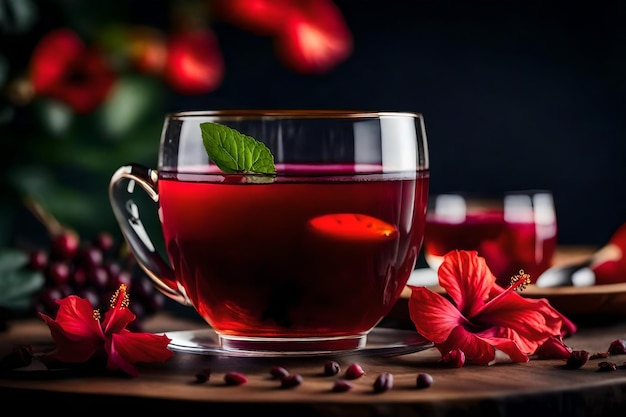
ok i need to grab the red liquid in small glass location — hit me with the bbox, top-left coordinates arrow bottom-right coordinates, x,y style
425,210 -> 557,286
158,168 -> 429,338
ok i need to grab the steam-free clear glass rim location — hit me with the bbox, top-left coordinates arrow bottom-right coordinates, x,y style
165,109 -> 423,120
160,109 -> 430,173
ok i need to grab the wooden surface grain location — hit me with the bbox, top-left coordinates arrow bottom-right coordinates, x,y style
1,313 -> 626,416
2,246 -> 626,416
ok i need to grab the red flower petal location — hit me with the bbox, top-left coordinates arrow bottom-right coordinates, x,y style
48,295 -> 103,339
30,28 -> 116,113
408,286 -> 467,344
478,296 -> 562,352
438,326 -> 498,365
49,49 -> 115,113
211,0 -> 299,35
441,348 -> 466,367
534,335 -> 573,359
102,303 -> 136,334
165,29 -> 224,94
274,0 -> 352,74
437,250 -> 494,317
106,331 -> 173,377
487,281 -> 577,339
39,313 -> 103,363
37,296 -> 104,363
30,28 -> 83,92
476,327 -> 530,363
558,310 -> 578,338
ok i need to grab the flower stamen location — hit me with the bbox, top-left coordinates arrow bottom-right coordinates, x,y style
509,269 -> 531,292
93,309 -> 101,321
110,284 -> 130,310
473,269 -> 533,316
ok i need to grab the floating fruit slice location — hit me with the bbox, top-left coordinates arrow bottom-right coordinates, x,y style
308,213 -> 398,241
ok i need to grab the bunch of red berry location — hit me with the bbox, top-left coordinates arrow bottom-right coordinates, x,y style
27,231 -> 164,330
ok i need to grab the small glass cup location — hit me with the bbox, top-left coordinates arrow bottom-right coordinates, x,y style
423,190 -> 557,286
109,110 -> 430,355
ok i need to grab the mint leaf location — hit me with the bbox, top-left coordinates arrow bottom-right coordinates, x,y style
200,122 -> 276,175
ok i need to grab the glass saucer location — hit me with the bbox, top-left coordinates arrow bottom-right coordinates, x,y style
164,327 -> 434,358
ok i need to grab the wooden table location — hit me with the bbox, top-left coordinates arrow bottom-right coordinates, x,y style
2,311 -> 626,415
2,246 -> 626,416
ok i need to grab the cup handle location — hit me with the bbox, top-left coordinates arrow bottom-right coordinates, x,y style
109,164 -> 191,306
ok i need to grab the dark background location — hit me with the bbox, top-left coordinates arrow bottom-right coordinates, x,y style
3,0 -> 626,249
199,0 -> 626,245
158,0 -> 626,248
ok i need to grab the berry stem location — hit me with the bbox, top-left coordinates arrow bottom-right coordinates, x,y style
23,197 -> 73,238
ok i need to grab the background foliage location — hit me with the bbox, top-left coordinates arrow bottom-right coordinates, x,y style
0,0 -> 352,248
0,0 -> 353,320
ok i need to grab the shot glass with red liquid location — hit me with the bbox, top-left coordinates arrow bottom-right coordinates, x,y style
423,190 -> 557,287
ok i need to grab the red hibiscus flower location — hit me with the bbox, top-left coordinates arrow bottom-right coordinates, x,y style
408,250 -> 576,366
212,0 -> 352,74
38,284 -> 173,377
211,0 -> 299,35
29,28 -> 116,114
164,28 -> 224,95
274,0 -> 353,74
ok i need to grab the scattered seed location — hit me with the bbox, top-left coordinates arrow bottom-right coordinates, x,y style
194,368 -> 211,383
0,345 -> 34,370
597,361 -> 618,372
323,360 -> 341,376
441,349 -> 465,368
280,373 -> 303,389
590,352 -> 609,360
373,372 -> 393,393
608,339 -> 626,355
332,380 -> 354,392
224,371 -> 248,385
416,372 -> 434,389
564,350 -> 589,369
270,366 -> 289,379
345,363 -> 365,380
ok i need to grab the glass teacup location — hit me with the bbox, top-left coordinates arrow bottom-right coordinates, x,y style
109,110 -> 430,355
424,190 -> 557,286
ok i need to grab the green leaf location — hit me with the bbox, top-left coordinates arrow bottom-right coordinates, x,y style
200,122 -> 276,175
0,248 -> 28,273
0,248 -> 44,311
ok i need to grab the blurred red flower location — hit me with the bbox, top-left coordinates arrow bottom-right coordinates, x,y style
26,1 -> 351,110
275,0 -> 353,74
211,0 -> 298,35
127,26 -> 168,75
29,28 -> 116,114
164,28 -> 225,95
213,0 -> 352,74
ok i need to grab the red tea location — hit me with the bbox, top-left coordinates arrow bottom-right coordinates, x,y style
158,168 -> 429,340
424,209 -> 557,286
